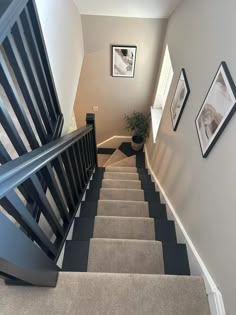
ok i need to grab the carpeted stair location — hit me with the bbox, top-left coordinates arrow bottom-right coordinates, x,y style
60,143 -> 210,314
0,143 -> 210,314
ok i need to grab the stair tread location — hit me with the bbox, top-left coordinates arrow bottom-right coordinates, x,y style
102,179 -> 141,189
87,238 -> 164,274
100,188 -> 144,201
97,200 -> 150,217
104,172 -> 139,180
0,272 -> 210,315
73,216 -> 176,243
93,216 -> 155,240
104,149 -> 127,167
98,154 -> 111,167
108,155 -> 136,167
105,166 -> 137,173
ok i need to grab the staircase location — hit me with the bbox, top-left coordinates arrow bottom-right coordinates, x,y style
0,1 -> 210,312
0,140 -> 210,314
60,143 -> 209,314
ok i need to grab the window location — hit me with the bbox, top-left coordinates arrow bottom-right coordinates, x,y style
151,45 -> 174,142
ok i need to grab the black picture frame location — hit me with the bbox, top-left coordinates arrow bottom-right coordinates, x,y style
111,45 -> 137,78
170,69 -> 190,131
195,61 -> 236,158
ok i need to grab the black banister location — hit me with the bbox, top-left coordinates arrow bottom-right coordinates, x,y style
0,117 -> 98,286
86,113 -> 98,167
0,0 -> 28,43
0,0 -> 63,166
0,211 -> 59,287
0,126 -> 92,195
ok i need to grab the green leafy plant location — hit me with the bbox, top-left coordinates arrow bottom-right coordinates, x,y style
124,111 -> 150,143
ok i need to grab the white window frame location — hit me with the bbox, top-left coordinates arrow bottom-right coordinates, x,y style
151,45 -> 174,142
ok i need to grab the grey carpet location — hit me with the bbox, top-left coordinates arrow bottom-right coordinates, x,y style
105,166 -> 137,173
102,179 -> 141,189
0,163 -> 210,315
97,154 -> 111,167
93,216 -> 155,240
108,155 -> 136,167
87,238 -> 164,274
104,149 -> 127,167
97,200 -> 150,217
100,188 -> 144,201
0,273 -> 210,315
104,172 -> 139,180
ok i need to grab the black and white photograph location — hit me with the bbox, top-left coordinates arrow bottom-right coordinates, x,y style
195,62 -> 236,157
112,45 -> 137,78
170,69 -> 190,131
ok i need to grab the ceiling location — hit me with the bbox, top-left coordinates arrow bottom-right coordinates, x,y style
73,0 -> 184,19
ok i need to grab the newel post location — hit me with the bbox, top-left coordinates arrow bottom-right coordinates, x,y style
86,113 -> 98,167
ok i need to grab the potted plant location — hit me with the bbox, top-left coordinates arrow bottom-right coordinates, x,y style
124,111 -> 150,151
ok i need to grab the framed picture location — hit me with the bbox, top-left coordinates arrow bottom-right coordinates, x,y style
170,69 -> 190,131
112,45 -> 137,78
196,62 -> 236,158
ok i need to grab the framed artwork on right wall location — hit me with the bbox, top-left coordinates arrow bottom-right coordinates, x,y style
195,61 -> 236,158
170,69 -> 190,131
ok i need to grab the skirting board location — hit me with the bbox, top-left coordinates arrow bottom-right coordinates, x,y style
144,144 -> 225,315
97,136 -> 131,148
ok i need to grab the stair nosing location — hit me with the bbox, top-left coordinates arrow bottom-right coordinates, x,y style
95,215 -> 154,221
100,188 -> 144,192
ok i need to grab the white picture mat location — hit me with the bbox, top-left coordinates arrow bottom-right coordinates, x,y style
112,46 -> 136,77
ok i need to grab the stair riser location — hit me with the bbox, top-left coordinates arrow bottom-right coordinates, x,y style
105,167 -> 137,173
100,189 -> 144,201
104,173 -> 139,180
87,239 -> 164,274
97,200 -> 150,217
93,217 -> 155,240
102,179 -> 141,189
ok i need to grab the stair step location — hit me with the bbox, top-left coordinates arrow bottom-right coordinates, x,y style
105,166 -> 137,173
104,172 -> 139,180
87,238 -> 164,274
63,240 -> 190,276
73,217 -> 176,243
109,155 -> 136,167
97,200 -> 149,217
104,149 -> 127,167
98,154 -> 111,167
80,200 -> 168,219
93,216 -> 155,240
100,188 -> 144,201
102,179 -> 141,189
1,272 -> 210,315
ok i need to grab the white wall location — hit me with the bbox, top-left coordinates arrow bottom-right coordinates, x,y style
146,0 -> 236,314
35,0 -> 84,134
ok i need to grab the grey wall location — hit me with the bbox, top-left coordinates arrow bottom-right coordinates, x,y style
146,0 -> 236,313
74,15 -> 167,143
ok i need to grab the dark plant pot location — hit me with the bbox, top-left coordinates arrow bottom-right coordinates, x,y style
131,135 -> 144,151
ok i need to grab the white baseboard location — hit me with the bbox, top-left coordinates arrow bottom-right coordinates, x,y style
144,145 -> 225,315
97,136 -> 131,148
